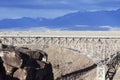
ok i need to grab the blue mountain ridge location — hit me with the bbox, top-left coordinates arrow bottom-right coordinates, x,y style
0,9 -> 120,30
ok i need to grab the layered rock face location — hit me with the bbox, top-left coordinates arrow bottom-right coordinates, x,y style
0,43 -> 54,80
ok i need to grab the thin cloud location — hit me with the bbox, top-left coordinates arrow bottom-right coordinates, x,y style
28,27 -> 64,31
0,26 -> 70,31
100,26 -> 120,31
75,25 -> 89,28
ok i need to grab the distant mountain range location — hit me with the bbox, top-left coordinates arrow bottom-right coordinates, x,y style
0,9 -> 120,31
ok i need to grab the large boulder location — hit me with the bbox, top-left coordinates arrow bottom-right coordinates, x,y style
13,68 -> 27,80
16,47 -> 47,61
36,61 -> 54,80
3,63 -> 15,75
1,51 -> 23,68
0,58 -> 5,80
0,43 -> 54,80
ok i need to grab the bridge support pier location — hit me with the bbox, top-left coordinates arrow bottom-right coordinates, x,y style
0,40 -> 2,50
0,40 -> 4,57
97,63 -> 106,80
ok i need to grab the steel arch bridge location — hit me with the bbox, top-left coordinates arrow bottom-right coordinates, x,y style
0,31 -> 120,80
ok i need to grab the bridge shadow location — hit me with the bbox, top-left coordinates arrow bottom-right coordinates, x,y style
56,64 -> 97,80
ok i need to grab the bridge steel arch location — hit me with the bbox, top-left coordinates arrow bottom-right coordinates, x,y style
0,32 -> 120,80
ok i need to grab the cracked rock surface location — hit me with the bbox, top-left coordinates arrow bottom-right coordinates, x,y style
0,44 -> 54,80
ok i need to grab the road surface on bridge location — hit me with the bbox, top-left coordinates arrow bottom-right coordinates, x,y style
0,31 -> 120,38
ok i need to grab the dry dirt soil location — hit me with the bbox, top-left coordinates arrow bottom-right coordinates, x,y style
20,44 -> 96,80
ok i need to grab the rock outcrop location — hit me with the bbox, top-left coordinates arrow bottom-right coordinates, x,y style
0,42 -> 54,80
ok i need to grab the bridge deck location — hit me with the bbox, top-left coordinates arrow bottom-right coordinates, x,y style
0,31 -> 120,38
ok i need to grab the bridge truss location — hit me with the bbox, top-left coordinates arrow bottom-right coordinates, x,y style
0,36 -> 120,80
